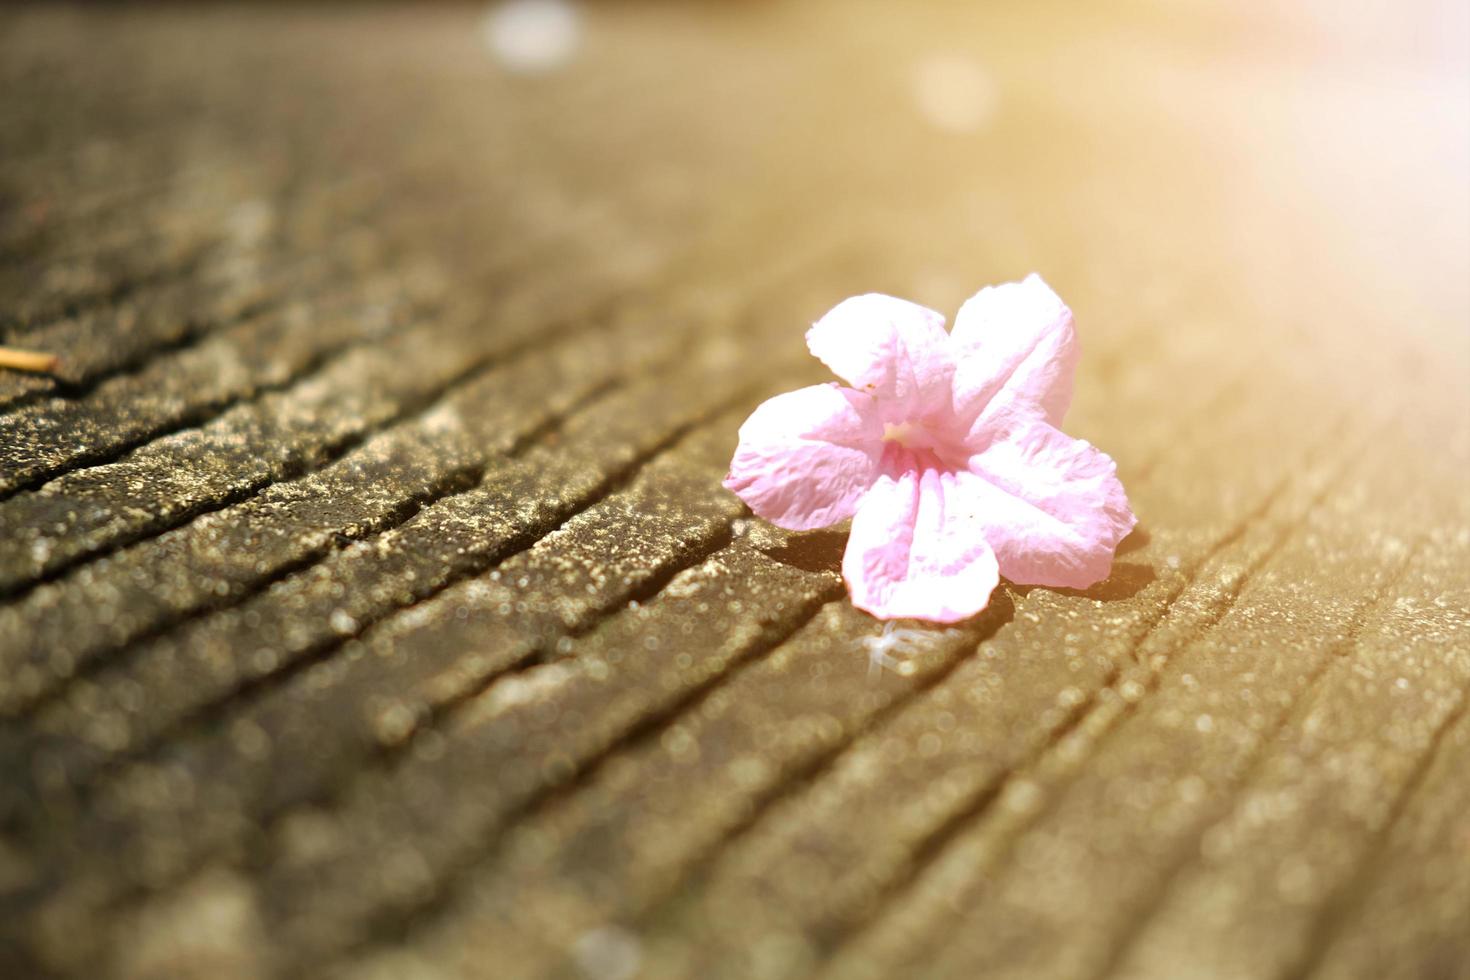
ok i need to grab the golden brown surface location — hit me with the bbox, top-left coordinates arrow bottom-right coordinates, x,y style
1,2 -> 1467,978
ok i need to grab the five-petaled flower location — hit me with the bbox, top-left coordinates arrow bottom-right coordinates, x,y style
724,274 -> 1136,623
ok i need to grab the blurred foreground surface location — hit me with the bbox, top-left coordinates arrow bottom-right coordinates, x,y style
1,2 -> 1467,978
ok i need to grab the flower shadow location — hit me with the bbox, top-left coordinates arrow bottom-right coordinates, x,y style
1009,558 -> 1156,603
1116,524 -> 1151,557
759,527 -> 849,575
945,581 -> 1017,642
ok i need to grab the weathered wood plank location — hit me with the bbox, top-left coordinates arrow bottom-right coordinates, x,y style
0,226 -> 856,721
0,281 -> 412,497
1108,522 -> 1470,979
6,266 -> 860,969
1302,704 -> 1470,980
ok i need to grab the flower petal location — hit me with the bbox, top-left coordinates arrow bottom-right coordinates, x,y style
950,273 -> 1078,430
724,383 -> 884,531
806,294 -> 953,414
962,415 -> 1136,589
842,454 -> 1001,623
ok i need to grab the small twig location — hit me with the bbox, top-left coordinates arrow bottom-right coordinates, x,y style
0,345 -> 60,375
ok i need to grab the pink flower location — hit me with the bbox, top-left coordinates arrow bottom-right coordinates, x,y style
724,274 -> 1136,623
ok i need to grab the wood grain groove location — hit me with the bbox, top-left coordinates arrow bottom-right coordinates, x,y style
1286,678 -> 1470,980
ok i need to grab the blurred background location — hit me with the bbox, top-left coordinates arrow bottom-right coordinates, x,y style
5,0 -> 1467,432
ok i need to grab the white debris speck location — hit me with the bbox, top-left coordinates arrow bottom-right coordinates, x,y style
572,924 -> 642,980
912,53 -> 997,133
1003,778 -> 1043,815
226,199 -> 274,248
861,622 -> 939,678
483,0 -> 581,74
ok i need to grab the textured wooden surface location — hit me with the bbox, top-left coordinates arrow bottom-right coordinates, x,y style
2,3 -> 1468,978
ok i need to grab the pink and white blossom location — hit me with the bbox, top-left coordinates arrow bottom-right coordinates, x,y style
724,274 -> 1136,623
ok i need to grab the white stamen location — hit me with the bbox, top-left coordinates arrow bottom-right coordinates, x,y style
861,622 -> 936,678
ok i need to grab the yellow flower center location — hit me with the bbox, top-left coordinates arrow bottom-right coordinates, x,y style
883,421 -> 932,449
